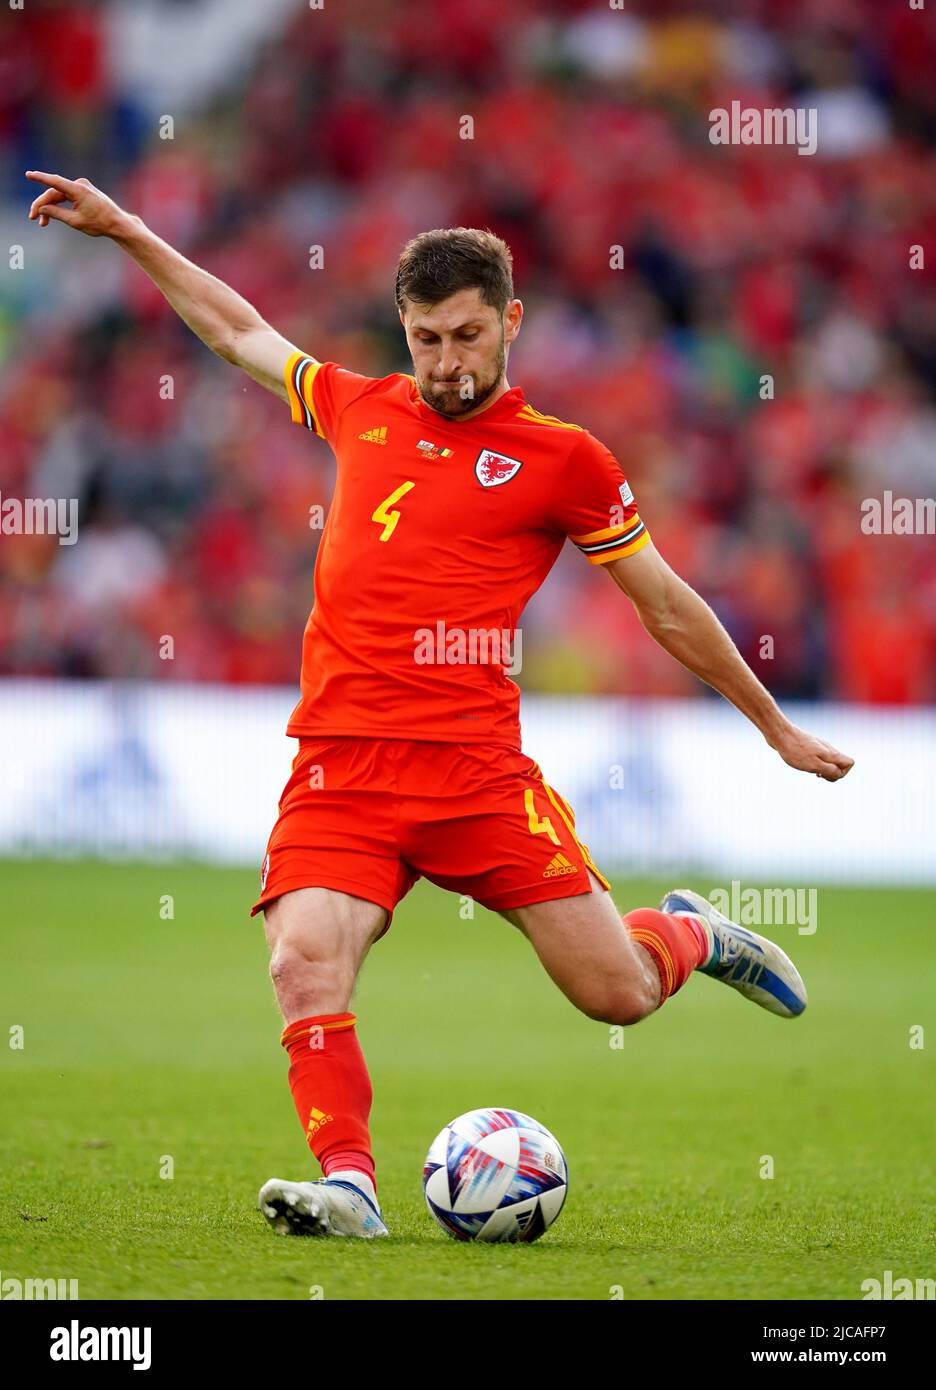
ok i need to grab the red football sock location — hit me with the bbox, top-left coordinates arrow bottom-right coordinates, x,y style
280,1012 -> 377,1190
623,908 -> 709,1006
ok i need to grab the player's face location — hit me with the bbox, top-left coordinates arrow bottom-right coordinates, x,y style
400,288 -> 522,420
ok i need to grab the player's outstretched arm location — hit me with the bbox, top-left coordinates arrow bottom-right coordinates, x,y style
605,542 -> 855,782
25,170 -> 303,401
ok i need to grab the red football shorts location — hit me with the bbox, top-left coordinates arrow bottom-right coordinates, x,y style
250,738 -> 610,936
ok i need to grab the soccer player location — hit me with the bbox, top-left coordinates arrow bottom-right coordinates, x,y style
27,172 -> 854,1240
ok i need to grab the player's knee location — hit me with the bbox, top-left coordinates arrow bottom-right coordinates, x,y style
578,978 -> 655,1026
607,990 -> 654,1026
268,929 -> 353,1014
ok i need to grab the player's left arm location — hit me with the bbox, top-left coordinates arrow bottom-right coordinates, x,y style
605,541 -> 855,782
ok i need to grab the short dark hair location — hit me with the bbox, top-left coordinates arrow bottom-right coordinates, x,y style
395,227 -> 514,318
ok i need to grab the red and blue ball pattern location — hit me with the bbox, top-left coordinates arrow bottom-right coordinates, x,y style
423,1107 -> 568,1242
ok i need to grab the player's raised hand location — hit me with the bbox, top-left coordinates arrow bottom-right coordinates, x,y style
769,723 -> 854,781
26,171 -> 128,237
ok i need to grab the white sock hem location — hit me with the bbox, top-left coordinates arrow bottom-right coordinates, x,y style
676,911 -> 715,969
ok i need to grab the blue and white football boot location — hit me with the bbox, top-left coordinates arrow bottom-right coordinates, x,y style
659,888 -> 807,1018
258,1177 -> 389,1238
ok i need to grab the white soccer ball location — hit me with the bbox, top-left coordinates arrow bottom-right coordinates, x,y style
422,1107 -> 568,1242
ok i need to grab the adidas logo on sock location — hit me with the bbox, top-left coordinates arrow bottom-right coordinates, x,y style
306,1105 -> 334,1139
359,426 -> 388,444
543,852 -> 577,878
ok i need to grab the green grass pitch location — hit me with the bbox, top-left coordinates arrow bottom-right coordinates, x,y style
1,859 -> 932,1300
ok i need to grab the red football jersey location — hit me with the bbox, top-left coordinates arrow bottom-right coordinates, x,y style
283,351 -> 650,748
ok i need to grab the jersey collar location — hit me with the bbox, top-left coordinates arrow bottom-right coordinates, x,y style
406,376 -> 526,426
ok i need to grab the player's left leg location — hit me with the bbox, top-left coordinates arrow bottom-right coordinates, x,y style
499,873 -> 702,1024
403,745 -> 711,1023
491,764 -> 807,1022
402,742 -> 806,1024
500,875 -> 807,1022
658,887 -> 807,1017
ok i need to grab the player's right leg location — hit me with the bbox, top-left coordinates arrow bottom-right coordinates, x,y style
263,884 -> 383,1026
249,737 -> 419,1239
256,886 -> 390,1238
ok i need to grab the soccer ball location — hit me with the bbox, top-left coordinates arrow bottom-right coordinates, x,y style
422,1107 -> 568,1242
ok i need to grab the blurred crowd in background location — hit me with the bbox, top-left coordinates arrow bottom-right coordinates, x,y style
1,0 -> 935,704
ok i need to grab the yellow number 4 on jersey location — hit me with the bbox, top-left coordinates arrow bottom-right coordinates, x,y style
371,481 -> 416,542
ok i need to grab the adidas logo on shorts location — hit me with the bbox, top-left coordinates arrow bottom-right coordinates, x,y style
543,852 -> 577,878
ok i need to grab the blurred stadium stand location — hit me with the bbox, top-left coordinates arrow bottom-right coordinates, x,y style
2,0 -> 935,704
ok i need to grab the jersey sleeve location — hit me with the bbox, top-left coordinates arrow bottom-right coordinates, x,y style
552,431 -> 651,564
283,352 -> 373,449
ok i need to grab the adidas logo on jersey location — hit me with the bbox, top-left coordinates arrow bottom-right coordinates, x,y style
359,426 -> 388,444
543,852 -> 577,878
